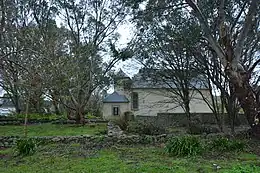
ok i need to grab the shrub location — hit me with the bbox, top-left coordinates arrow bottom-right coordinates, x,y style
86,113 -> 98,119
209,137 -> 245,152
127,121 -> 167,135
15,138 -> 38,156
188,123 -> 204,135
124,111 -> 134,121
110,116 -> 129,130
165,136 -> 203,157
188,124 -> 220,135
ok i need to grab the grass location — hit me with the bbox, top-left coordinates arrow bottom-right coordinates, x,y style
0,123 -> 107,136
1,144 -> 260,173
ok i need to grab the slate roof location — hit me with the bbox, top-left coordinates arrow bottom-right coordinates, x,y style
131,69 -> 209,89
103,91 -> 129,103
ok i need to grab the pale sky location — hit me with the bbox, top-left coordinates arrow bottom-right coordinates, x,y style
111,20 -> 141,78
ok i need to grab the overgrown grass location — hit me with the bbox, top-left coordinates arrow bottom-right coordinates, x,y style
0,123 -> 107,136
1,144 -> 260,173
165,136 -> 203,156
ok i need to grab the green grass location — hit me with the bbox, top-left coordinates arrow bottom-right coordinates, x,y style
1,144 -> 260,173
0,123 -> 107,136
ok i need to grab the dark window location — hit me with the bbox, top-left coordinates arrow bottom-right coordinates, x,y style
113,106 -> 119,116
132,92 -> 139,110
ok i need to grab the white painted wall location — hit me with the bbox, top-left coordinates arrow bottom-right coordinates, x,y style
102,88 -> 213,118
131,88 -> 212,116
102,102 -> 130,119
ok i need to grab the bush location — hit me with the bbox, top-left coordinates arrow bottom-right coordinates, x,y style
124,111 -> 134,121
15,138 -> 38,156
127,121 -> 167,135
110,116 -> 129,130
188,123 -> 221,135
188,123 -> 204,135
86,113 -> 98,119
165,136 -> 203,157
209,137 -> 245,152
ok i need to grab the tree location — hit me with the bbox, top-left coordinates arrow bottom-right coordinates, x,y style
125,0 -> 260,137
0,0 -> 33,113
185,0 -> 260,136
48,0 -> 129,124
131,14 -> 206,127
0,0 -> 127,122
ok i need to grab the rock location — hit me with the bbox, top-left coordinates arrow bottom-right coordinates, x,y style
107,121 -> 124,137
52,137 -> 61,142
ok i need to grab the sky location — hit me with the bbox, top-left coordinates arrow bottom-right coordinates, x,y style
109,19 -> 141,78
55,7 -> 139,78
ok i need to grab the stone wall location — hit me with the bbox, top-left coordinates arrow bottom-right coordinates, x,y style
0,118 -> 108,125
136,113 -> 248,127
0,134 -> 169,148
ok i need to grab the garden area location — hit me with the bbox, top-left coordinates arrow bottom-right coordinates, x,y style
1,139 -> 260,173
1,116 -> 260,173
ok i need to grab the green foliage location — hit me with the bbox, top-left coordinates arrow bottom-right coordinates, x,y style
95,129 -> 108,135
223,165 -> 260,173
86,113 -> 98,119
1,143 -> 260,173
165,136 -> 203,157
110,116 -> 129,131
209,137 -> 246,152
188,123 -> 204,135
141,135 -> 154,144
124,111 -> 135,121
15,138 -> 38,156
10,113 -> 65,121
127,121 -> 167,135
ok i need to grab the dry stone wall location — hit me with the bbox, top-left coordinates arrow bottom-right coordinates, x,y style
0,134 -> 169,148
136,113 -> 248,127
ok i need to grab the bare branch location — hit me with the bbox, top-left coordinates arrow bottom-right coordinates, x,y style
249,58 -> 260,74
234,0 -> 259,61
185,0 -> 226,66
230,1 -> 247,33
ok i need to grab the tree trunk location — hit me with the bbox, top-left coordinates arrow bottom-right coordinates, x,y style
228,71 -> 260,138
214,111 -> 224,132
183,97 -> 192,128
50,90 -> 61,115
13,95 -> 21,114
75,106 -> 85,125
53,103 -> 61,115
13,76 -> 21,114
52,97 -> 61,115
67,109 -> 75,120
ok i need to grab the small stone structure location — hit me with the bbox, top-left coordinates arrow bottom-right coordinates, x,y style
107,121 -> 124,137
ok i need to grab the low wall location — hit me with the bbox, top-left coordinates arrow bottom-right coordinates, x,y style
136,113 -> 248,127
0,118 -> 108,125
0,134 -> 168,148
